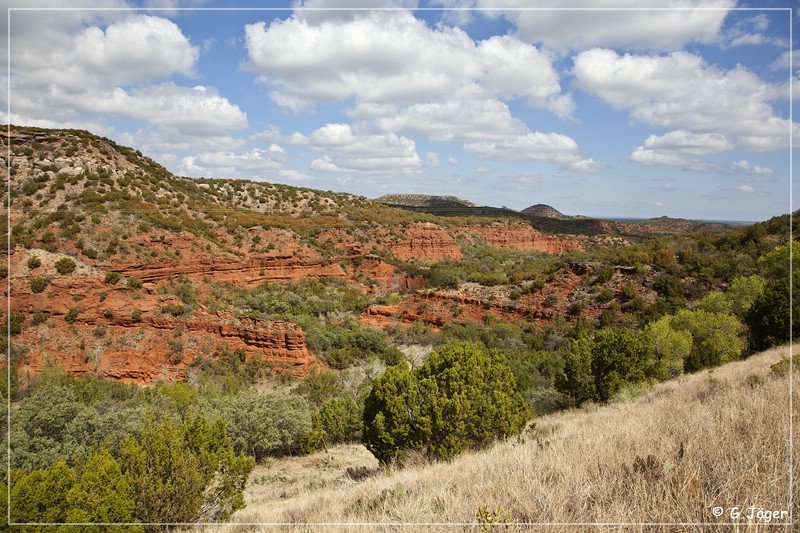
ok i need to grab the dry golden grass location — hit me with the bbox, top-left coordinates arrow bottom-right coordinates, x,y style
202,345 -> 797,532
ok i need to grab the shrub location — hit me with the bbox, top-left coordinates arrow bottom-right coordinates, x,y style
695,291 -> 732,315
30,276 -> 49,294
644,317 -> 692,379
591,329 -> 659,402
27,255 -> 41,269
727,275 -> 766,318
556,334 -> 595,406
65,307 -> 80,323
363,342 -> 530,464
131,308 -> 142,321
317,396 -> 361,445
31,310 -> 50,326
10,461 -> 76,523
361,363 -> 421,465
104,271 -> 122,285
120,415 -> 253,523
201,390 -> 313,460
671,310 -> 746,372
65,449 -> 136,524
746,245 -> 799,350
126,277 -> 143,289
294,369 -> 342,406
161,304 -> 187,317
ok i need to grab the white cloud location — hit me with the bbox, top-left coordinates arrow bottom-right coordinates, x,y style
630,148 -> 689,167
475,165 -> 490,174
12,83 -> 247,136
373,94 -> 526,142
720,13 -> 786,49
291,0 -> 419,25
5,12 -> 246,137
640,130 -> 733,155
770,50 -> 800,71
425,152 -> 440,167
307,123 -> 421,175
732,160 -> 774,175
563,158 -> 606,174
573,48 -> 795,152
475,0 -> 734,52
179,145 -> 304,181
17,15 -> 198,91
748,14 -> 770,32
736,183 -> 769,196
464,131 -> 582,164
244,10 -> 568,114
448,157 -> 459,166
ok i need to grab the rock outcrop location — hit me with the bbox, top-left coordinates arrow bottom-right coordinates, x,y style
463,223 -> 583,253
115,253 -> 348,285
390,223 -> 463,261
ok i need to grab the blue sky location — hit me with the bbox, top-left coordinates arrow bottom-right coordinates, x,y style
3,1 -> 798,221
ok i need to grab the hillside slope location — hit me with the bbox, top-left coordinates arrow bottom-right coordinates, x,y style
218,345 -> 797,530
521,203 -> 569,219
2,126 -> 587,383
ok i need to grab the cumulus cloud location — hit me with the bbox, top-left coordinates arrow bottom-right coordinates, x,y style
306,123 -> 421,175
573,48 -> 796,152
731,160 -> 774,175
372,94 -> 527,142
629,130 -> 734,167
736,183 -> 769,196
242,9 -> 608,173
640,130 -> 733,155
244,10 -> 568,115
9,82 -> 246,137
17,14 -> 197,91
180,145 -> 306,181
6,12 -> 246,137
475,0 -> 734,52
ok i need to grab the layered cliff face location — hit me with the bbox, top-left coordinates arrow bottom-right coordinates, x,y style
9,249 -> 321,383
463,223 -> 583,253
361,272 -> 585,329
15,315 -> 317,384
390,223 -> 463,261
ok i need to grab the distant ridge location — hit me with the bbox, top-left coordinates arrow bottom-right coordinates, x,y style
377,194 -> 477,208
521,204 -> 570,219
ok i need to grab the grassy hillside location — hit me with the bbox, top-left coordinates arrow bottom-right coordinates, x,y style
217,345 -> 797,529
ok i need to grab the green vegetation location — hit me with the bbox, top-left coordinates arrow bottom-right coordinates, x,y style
363,342 -> 529,464
5,126 -> 797,526
6,371 -> 258,525
746,244 -> 799,350
64,307 -> 80,323
54,257 -> 76,275
30,276 -> 49,294
419,246 -> 561,288
104,271 -> 122,285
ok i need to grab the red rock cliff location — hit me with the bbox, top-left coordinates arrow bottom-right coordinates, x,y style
390,223 -> 463,261
463,223 -> 582,253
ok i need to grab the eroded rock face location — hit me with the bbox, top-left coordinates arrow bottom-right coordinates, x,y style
115,254 -> 348,285
463,223 -> 583,253
9,262 -> 320,384
15,312 -> 319,384
390,223 -> 463,261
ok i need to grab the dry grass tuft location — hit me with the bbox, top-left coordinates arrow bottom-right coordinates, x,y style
200,345 -> 798,532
